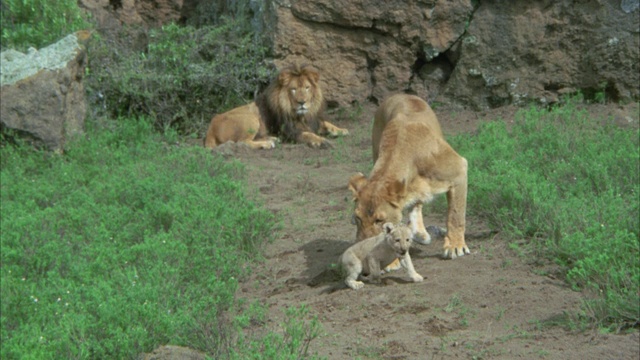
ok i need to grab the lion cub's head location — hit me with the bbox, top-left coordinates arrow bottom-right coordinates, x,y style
382,222 -> 413,257
269,64 -> 323,118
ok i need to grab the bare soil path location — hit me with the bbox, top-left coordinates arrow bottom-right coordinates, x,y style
220,103 -> 639,360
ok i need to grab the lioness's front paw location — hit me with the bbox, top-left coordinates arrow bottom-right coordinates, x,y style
346,280 -> 365,290
410,273 -> 424,282
443,245 -> 470,259
413,230 -> 432,245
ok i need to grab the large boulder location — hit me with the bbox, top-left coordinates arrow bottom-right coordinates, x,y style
1,31 -> 90,151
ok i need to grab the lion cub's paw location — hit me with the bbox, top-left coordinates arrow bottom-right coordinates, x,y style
410,273 -> 424,282
443,245 -> 470,259
346,279 -> 365,290
413,230 -> 432,245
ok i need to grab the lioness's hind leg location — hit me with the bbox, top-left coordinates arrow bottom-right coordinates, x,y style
441,157 -> 469,259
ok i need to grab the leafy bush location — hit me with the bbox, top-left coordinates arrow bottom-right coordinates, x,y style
0,118 -> 280,358
449,97 -> 639,330
85,19 -> 273,135
1,0 -> 90,51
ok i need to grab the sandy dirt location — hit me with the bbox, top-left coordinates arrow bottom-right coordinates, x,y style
212,102 -> 639,360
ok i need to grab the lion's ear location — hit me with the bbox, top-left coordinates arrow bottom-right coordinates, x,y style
348,173 -> 367,197
383,222 -> 395,234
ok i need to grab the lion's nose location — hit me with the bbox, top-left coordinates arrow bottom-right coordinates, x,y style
399,250 -> 407,256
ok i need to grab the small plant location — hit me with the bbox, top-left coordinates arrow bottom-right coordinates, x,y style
231,304 -> 323,360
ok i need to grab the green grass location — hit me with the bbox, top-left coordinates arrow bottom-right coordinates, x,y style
449,97 -> 639,331
0,118 -> 324,359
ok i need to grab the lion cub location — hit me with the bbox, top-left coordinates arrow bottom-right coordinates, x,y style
340,223 -> 423,290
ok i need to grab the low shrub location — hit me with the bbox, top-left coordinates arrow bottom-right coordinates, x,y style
85,19 -> 273,136
449,97 -> 639,330
0,118 -> 279,358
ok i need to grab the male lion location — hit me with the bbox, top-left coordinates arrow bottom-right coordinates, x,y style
348,93 -> 469,259
340,222 -> 423,290
204,64 -> 349,149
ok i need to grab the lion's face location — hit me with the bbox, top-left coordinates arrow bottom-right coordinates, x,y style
349,174 -> 404,242
383,223 -> 413,257
275,65 -> 322,118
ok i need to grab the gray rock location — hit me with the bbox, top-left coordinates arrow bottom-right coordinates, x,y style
1,32 -> 89,151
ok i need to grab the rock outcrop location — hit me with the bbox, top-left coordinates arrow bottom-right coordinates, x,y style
79,0 -> 640,110
263,0 -> 639,109
78,0 -> 185,29
1,31 -> 90,151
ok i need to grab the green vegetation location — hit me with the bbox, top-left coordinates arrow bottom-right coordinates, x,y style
85,19 -> 272,135
1,0 -> 89,51
449,96 -> 639,331
0,118 -> 321,359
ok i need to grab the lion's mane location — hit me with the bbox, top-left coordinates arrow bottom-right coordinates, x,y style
255,64 -> 327,143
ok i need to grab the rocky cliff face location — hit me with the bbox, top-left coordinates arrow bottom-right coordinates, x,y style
81,0 -> 640,109
265,0 -> 639,109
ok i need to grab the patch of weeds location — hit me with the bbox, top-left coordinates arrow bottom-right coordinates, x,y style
232,304 -> 324,360
0,117 -> 281,358
497,325 -> 533,343
448,96 -> 639,330
444,294 -> 473,328
500,259 -> 513,269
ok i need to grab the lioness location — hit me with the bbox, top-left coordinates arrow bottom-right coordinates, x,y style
349,93 -> 469,259
204,64 -> 349,149
340,222 -> 423,290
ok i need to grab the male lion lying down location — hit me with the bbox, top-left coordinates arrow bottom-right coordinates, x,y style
349,93 -> 469,259
204,64 -> 349,149
340,222 -> 423,290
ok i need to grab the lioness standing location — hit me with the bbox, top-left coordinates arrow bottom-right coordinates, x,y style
349,94 -> 469,259
341,222 -> 423,290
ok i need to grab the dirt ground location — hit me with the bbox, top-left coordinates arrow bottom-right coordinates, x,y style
210,102 -> 639,360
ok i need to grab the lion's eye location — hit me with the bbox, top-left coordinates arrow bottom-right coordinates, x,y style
305,86 -> 310,92
374,219 -> 384,225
